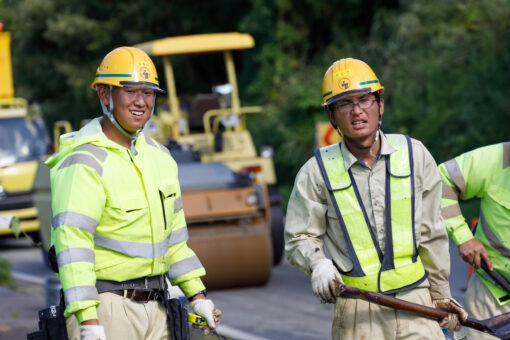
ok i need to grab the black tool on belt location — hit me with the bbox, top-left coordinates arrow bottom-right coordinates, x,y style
162,283 -> 190,340
27,247 -> 68,340
26,289 -> 68,340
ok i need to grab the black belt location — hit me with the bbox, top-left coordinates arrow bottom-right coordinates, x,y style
96,275 -> 165,293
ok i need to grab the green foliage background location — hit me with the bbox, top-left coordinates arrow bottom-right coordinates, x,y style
1,0 -> 509,202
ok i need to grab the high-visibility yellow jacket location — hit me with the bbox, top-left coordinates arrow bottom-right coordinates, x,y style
315,134 -> 426,293
47,118 -> 206,322
439,142 -> 510,305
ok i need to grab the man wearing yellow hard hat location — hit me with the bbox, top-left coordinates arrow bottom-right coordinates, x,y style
46,46 -> 221,339
284,58 -> 467,339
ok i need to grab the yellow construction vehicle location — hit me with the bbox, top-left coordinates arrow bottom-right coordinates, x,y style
135,33 -> 276,184
0,25 -> 51,239
35,32 -> 283,289
135,32 -> 285,268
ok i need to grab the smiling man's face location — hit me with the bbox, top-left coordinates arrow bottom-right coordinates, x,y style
111,87 -> 155,134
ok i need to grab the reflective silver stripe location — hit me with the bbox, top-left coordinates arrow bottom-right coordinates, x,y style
444,159 -> 466,195
441,204 -> 462,220
144,136 -> 170,156
157,142 -> 171,156
52,211 -> 98,234
74,144 -> 108,163
168,256 -> 203,279
62,133 -> 76,140
174,196 -> 183,213
480,210 -> 510,258
145,136 -> 158,148
64,286 -> 99,305
442,183 -> 459,201
169,227 -> 188,245
503,142 -> 510,169
94,232 -> 173,259
58,153 -> 103,177
57,247 -> 95,267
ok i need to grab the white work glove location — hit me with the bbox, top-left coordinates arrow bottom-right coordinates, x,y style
189,299 -> 222,335
311,258 -> 343,304
433,297 -> 468,331
80,325 -> 106,340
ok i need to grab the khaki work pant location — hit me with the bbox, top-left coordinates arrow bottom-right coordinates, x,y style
457,274 -> 510,340
66,292 -> 169,340
332,287 -> 445,340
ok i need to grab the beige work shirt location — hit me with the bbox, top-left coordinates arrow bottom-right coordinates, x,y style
284,132 -> 452,299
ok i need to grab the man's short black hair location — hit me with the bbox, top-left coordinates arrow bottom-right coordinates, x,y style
373,91 -> 381,103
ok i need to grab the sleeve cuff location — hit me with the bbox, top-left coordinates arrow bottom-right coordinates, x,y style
75,306 -> 98,324
178,278 -> 206,298
428,282 -> 452,300
450,224 -> 475,246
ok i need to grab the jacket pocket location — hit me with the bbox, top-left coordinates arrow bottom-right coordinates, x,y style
109,194 -> 149,212
106,194 -> 149,229
158,182 -> 180,230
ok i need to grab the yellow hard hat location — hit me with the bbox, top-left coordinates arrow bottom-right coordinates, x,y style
322,58 -> 383,106
91,46 -> 164,93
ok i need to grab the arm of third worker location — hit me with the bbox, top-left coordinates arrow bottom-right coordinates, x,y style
438,146 -> 494,271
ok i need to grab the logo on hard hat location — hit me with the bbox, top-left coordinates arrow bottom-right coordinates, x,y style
339,78 -> 350,90
138,66 -> 150,80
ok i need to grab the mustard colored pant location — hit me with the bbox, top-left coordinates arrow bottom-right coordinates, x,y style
332,287 -> 445,340
66,292 -> 169,340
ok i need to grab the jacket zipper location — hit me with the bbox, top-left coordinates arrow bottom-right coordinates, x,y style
160,191 -> 167,230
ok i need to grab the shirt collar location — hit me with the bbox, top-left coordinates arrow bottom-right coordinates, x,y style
340,131 -> 396,170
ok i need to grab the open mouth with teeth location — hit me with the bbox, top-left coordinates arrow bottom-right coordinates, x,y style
352,120 -> 367,126
131,110 -> 145,116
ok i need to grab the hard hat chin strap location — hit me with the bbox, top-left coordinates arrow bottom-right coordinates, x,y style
337,114 -> 382,159
98,85 -> 155,156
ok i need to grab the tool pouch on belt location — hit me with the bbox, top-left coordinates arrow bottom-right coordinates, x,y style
27,290 -> 68,340
163,289 -> 190,340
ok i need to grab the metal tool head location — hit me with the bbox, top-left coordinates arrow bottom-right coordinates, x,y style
484,312 -> 510,339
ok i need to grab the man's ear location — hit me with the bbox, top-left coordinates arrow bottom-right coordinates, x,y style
96,85 -> 111,106
326,107 -> 337,129
378,97 -> 384,118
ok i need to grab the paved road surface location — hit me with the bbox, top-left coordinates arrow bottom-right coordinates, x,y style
0,237 -> 469,340
0,237 -> 333,340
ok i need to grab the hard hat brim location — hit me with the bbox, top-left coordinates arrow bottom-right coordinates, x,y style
120,81 -> 166,94
323,88 -> 371,106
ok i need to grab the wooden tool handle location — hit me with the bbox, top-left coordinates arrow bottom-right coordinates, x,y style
337,284 -> 488,333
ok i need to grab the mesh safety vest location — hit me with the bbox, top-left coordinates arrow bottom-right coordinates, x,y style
315,134 -> 426,293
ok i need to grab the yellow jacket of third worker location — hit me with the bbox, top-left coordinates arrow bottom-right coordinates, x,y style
440,142 -> 510,305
